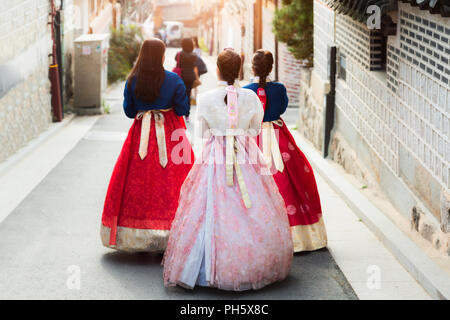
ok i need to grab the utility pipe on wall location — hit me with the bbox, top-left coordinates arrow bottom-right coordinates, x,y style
49,0 -> 63,122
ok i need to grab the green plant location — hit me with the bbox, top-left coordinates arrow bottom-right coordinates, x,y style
102,99 -> 111,114
273,0 -> 314,67
108,24 -> 143,84
199,37 -> 209,53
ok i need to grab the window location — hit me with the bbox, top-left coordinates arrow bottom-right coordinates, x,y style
338,52 -> 347,81
370,30 -> 388,71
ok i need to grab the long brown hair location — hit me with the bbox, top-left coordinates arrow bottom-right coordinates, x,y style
128,38 -> 166,103
252,49 -> 273,88
181,38 -> 194,53
217,49 -> 241,104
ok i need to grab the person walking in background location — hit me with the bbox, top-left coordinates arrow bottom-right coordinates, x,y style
175,38 -> 201,122
192,37 -> 208,106
163,49 -> 293,291
157,27 -> 167,44
100,39 -> 194,253
193,37 -> 202,58
244,50 -> 327,252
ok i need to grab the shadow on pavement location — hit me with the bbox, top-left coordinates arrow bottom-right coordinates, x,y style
98,247 -> 358,300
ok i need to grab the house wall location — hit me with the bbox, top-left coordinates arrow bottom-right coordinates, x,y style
303,0 -> 450,254
298,0 -> 335,150
73,0 -> 117,36
70,0 -> 119,104
0,0 -> 53,163
279,42 -> 301,106
261,2 -> 301,106
74,0 -> 90,37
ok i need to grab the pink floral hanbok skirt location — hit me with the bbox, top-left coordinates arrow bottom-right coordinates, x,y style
163,135 -> 293,291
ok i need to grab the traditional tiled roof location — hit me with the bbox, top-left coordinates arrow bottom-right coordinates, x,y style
400,0 -> 450,16
324,0 -> 449,20
324,0 -> 398,35
324,0 -> 396,23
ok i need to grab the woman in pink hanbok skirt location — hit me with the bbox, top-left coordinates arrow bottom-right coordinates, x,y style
163,49 -> 293,291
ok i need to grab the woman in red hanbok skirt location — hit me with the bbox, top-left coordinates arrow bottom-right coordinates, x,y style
244,50 -> 327,252
100,39 -> 194,252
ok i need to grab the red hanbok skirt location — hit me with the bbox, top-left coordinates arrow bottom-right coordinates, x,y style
101,110 -> 194,252
258,119 -> 327,252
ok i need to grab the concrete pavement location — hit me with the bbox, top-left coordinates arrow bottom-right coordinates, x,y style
0,48 -> 358,300
0,88 -> 357,301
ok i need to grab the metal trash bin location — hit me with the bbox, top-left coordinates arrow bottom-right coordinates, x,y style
73,34 -> 109,115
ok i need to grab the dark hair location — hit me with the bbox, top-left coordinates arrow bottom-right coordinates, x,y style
181,38 -> 194,53
127,38 -> 166,103
193,37 -> 199,48
217,49 -> 242,104
252,49 -> 274,88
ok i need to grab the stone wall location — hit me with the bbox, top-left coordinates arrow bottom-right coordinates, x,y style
0,0 -> 53,163
302,0 -> 450,255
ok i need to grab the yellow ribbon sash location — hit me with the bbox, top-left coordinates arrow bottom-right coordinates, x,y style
136,109 -> 172,168
261,119 -> 284,173
226,135 -> 252,209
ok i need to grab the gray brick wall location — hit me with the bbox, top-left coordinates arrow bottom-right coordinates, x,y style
336,14 -> 385,71
334,3 -> 449,192
0,0 -> 53,163
334,3 -> 450,243
392,5 -> 449,188
306,1 -> 449,244
313,0 -> 335,82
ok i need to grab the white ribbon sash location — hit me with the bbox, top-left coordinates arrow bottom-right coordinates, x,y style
261,119 -> 284,173
225,136 -> 252,209
224,85 -> 252,209
136,109 -> 171,168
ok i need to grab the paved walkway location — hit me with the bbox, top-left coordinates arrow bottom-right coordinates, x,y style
0,48 -> 431,300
